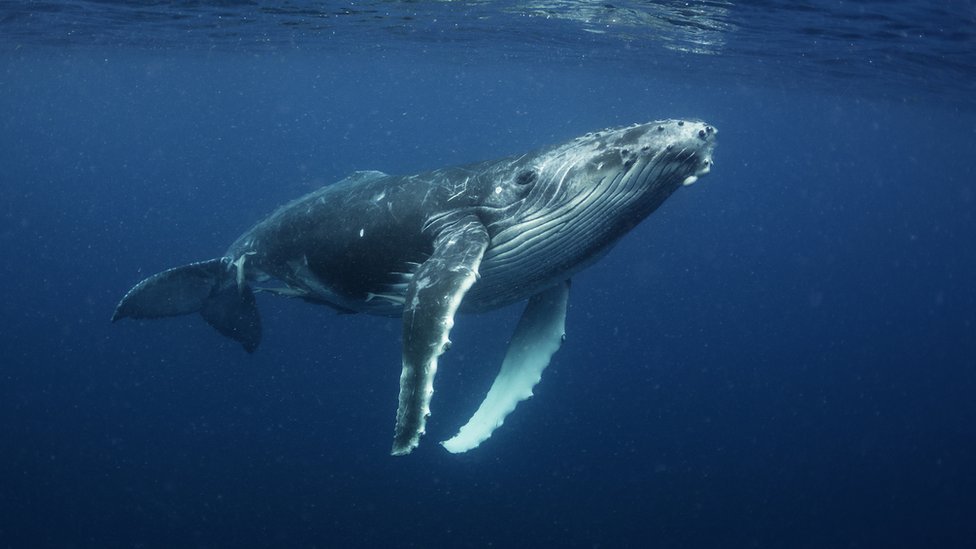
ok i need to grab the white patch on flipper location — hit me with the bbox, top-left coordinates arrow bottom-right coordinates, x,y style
441,280 -> 570,453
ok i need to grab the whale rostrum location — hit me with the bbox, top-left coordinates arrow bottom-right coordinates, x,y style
113,120 -> 718,455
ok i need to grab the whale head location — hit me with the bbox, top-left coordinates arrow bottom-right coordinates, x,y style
532,119 -> 716,222
480,120 -> 717,291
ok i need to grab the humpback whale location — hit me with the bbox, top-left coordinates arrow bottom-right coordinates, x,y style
113,120 -> 717,455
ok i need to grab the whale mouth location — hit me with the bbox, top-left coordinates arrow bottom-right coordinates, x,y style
682,154 -> 713,186
645,146 -> 714,190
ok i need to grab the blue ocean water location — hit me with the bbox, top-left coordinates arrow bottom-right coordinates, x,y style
2,1 -> 975,547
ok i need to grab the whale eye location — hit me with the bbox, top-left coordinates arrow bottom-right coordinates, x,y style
516,170 -> 537,185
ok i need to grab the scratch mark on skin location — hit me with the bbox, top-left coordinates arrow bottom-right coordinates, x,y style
387,201 -> 401,223
508,153 -> 528,168
447,177 -> 470,202
422,188 -> 435,206
232,251 -> 256,291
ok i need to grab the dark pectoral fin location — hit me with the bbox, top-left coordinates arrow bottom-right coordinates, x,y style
392,216 -> 489,455
200,283 -> 262,353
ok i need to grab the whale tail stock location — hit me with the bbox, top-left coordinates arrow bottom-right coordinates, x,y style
112,258 -> 262,353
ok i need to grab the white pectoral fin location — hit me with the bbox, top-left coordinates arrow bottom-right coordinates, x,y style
391,216 -> 489,456
441,280 -> 570,454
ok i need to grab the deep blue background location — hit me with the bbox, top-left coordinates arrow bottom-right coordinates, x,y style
2,46 -> 975,548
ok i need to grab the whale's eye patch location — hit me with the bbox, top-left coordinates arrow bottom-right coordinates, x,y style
516,170 -> 537,185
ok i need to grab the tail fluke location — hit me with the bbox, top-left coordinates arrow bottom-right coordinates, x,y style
112,258 -> 262,353
200,278 -> 261,353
